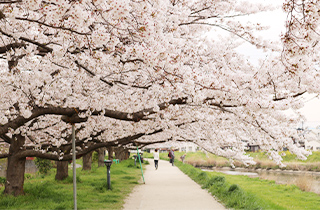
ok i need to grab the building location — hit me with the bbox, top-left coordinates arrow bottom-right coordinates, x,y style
297,126 -> 320,151
144,142 -> 199,153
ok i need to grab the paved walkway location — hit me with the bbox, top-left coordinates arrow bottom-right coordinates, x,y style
123,159 -> 226,210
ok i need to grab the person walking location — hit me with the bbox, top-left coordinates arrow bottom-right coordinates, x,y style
169,148 -> 175,166
153,149 -> 159,170
180,153 -> 186,163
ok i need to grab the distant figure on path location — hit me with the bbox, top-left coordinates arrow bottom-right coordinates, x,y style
169,148 -> 175,166
153,149 -> 159,170
180,154 -> 186,163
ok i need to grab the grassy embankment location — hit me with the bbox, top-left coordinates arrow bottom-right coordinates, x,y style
145,152 -> 320,210
166,151 -> 320,171
0,158 -> 146,209
145,150 -> 320,171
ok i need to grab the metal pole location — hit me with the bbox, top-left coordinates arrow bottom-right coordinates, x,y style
107,166 -> 111,190
136,146 -> 145,184
72,123 -> 77,210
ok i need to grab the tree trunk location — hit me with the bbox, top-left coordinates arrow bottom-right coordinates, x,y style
82,151 -> 92,170
97,147 -> 106,167
55,161 -> 69,180
107,146 -> 114,160
114,147 -> 129,161
4,135 -> 26,196
124,148 -> 130,160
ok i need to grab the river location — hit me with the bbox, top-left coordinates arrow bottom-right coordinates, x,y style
201,167 -> 320,195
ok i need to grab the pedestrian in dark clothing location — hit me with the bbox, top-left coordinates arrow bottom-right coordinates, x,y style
153,149 -> 159,169
169,148 -> 175,166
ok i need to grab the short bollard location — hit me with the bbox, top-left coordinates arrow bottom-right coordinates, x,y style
104,160 -> 113,190
133,155 -> 137,166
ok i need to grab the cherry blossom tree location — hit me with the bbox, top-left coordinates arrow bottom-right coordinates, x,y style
282,1 -> 320,68
0,0 -> 314,196
281,0 -> 320,95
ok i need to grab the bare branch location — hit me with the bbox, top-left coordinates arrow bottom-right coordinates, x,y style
75,60 -> 152,89
0,134 -> 11,143
273,90 -> 307,101
0,0 -> 21,4
0,42 -> 26,54
74,60 -> 114,86
0,97 -> 188,135
0,29 -> 53,53
15,17 -> 91,36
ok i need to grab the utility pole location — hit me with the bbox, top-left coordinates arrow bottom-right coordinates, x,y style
62,113 -> 88,210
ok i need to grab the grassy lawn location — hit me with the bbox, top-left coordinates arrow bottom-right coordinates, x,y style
1,151 -> 319,209
226,175 -> 320,209
0,158 -> 146,209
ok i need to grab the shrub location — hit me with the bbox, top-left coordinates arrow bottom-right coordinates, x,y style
203,176 -> 226,189
24,173 -> 33,180
92,151 -> 98,162
294,175 -> 312,192
0,177 -> 6,185
228,184 -> 240,192
127,163 -> 140,169
196,171 -> 209,185
94,181 -> 111,192
62,175 -> 82,184
212,176 -> 226,186
34,158 -> 53,175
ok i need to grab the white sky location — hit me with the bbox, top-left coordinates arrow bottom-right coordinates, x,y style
236,0 -> 285,64
237,0 -> 320,127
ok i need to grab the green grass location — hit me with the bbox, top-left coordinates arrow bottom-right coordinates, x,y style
247,150 -> 320,163
172,159 -> 320,210
224,175 -> 320,210
0,158 -> 145,209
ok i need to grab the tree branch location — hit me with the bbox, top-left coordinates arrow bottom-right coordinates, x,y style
15,17 -> 91,36
74,60 -> 114,86
0,0 -> 21,4
0,97 -> 188,136
0,29 -> 53,53
0,134 -> 11,144
0,42 -> 26,54
273,90 -> 307,101
75,60 -> 151,89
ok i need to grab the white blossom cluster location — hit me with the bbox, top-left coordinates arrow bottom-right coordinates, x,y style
0,0 -> 315,164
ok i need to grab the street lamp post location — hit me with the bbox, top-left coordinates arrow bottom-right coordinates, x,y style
71,123 -> 76,210
61,113 -> 88,210
104,160 -> 113,190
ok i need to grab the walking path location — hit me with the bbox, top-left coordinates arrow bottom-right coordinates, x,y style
123,159 -> 226,210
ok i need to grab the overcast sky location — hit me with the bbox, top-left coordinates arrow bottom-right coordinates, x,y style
237,0 -> 320,126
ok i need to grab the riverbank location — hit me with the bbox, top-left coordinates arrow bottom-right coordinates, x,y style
201,166 -> 320,176
173,158 -> 320,210
155,151 -> 320,172
200,166 -> 320,194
